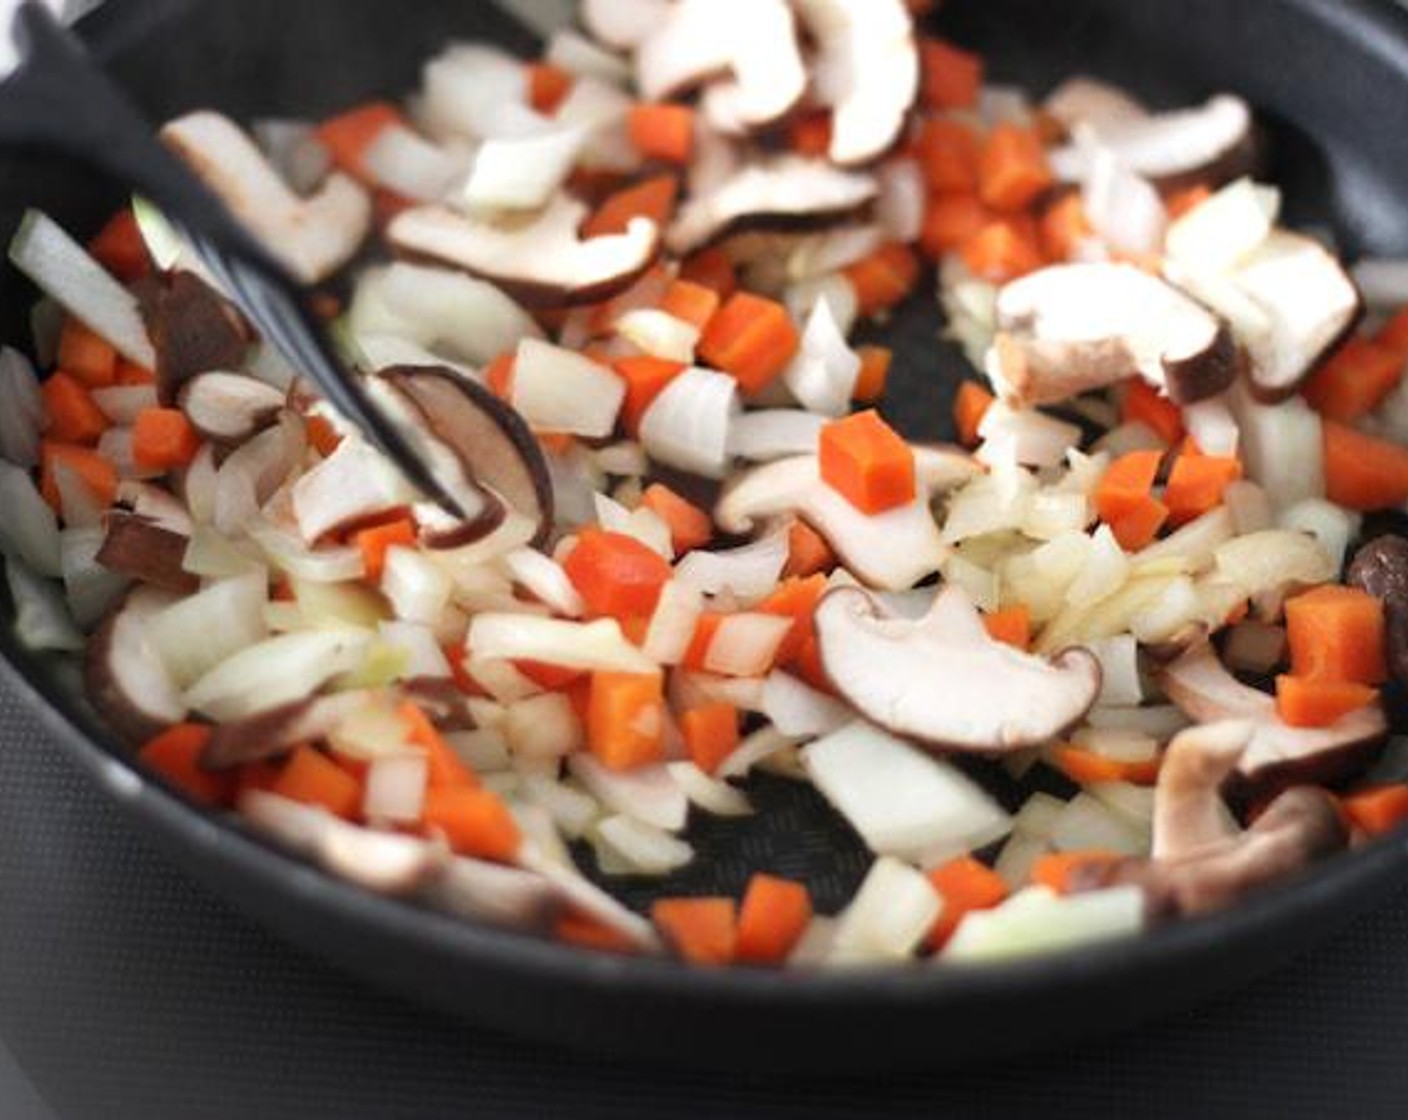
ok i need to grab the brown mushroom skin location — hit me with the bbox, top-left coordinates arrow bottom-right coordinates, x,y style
1162,325 -> 1241,405
1348,534 -> 1408,685
135,270 -> 253,405
1071,786 -> 1347,921
95,512 -> 198,595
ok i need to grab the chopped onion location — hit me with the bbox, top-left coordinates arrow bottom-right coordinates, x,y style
1092,420 -> 1164,458
639,366 -> 740,479
666,761 -> 753,817
829,857 -> 941,965
1229,382 -> 1324,510
727,410 -> 825,461
251,118 -> 332,195
0,347 -> 44,468
701,612 -> 793,677
377,620 -> 451,679
419,43 -> 536,141
994,831 -> 1049,889
513,339 -> 624,439
0,461 -> 61,577
381,546 -> 453,625
642,580 -> 704,665
503,547 -> 584,617
1277,498 -> 1358,574
519,774 -> 600,838
184,629 -> 372,721
468,613 -> 658,674
7,209 -> 155,367
292,432 -> 414,544
670,670 -> 765,713
977,402 -> 1083,470
1082,144 -> 1167,257
788,226 -> 885,282
942,885 -> 1144,963
249,521 -> 366,583
783,299 -> 862,418
504,692 -> 583,760
1049,791 -> 1149,855
615,309 -> 699,363
1086,634 -> 1143,707
90,384 -> 159,426
674,531 -> 788,602
593,492 -> 673,559
717,725 -> 800,779
1224,480 -> 1274,535
148,573 -> 269,688
363,124 -> 464,202
363,754 -> 429,824
1012,791 -> 1067,840
876,159 -> 926,244
465,124 -> 589,211
1213,530 -> 1335,607
60,528 -> 128,629
1182,395 -> 1239,458
785,274 -> 860,338
5,557 -> 83,652
546,28 -> 631,83
1088,704 -> 1189,738
592,814 -> 694,876
569,755 -> 687,832
760,671 -> 851,738
1166,177 -> 1279,274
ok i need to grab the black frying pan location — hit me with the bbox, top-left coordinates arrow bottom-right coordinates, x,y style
3,0 -> 1408,1075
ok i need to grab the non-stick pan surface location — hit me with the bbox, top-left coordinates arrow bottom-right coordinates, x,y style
4,0 -> 1408,1074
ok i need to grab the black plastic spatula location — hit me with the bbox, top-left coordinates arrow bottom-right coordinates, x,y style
0,0 -> 466,514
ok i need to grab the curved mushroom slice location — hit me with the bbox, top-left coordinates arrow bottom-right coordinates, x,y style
1050,94 -> 1256,192
1231,231 -> 1363,401
715,448 -> 978,591
291,431 -> 420,544
378,366 -> 554,547
667,157 -> 878,256
1152,719 -> 1252,861
178,372 -> 284,443
85,589 -> 186,745
991,262 -> 1237,407
136,270 -> 252,406
1348,535 -> 1408,684
582,0 -> 671,50
95,512 -> 197,595
1074,786 -> 1347,920
635,0 -> 806,133
422,854 -> 564,932
200,691 -> 367,771
814,586 -> 1102,752
1158,642 -> 1386,788
161,112 -> 372,285
387,195 -> 660,307
793,0 -> 919,166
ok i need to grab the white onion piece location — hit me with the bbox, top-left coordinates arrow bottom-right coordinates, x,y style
1087,634 -> 1142,707
717,725 -> 800,779
363,754 -> 429,824
829,857 -> 941,965
248,522 -> 366,583
642,580 -> 704,666
503,547 -> 584,617
60,528 -> 128,629
0,347 -> 44,468
785,274 -> 860,338
666,761 -> 753,817
468,613 -> 658,674
378,620 -> 451,679
381,546 -> 453,626
1088,704 -> 1189,738
251,118 -> 331,195
788,226 -> 884,282
593,814 -> 694,875
674,531 -> 788,601
803,721 -> 1012,861
184,629 -> 371,721
569,756 -> 687,832
1182,395 -> 1239,458
546,28 -> 631,83
1277,499 -> 1358,575
0,461 -> 61,577
783,299 -> 861,418
876,159 -> 926,244
593,492 -> 673,559
420,44 -> 535,141
1050,791 -> 1150,856
1229,381 -> 1324,510
512,339 -> 624,438
727,410 -> 825,461
148,573 -> 269,688
760,671 -> 851,738
615,309 -> 699,363
362,124 -> 463,202
292,433 -> 414,544
977,402 -> 1082,470
505,693 -> 583,760
7,210 -> 155,367
702,612 -> 792,677
1166,177 -> 1278,274
943,885 -> 1144,963
5,557 -> 83,652
1082,144 -> 1167,257
1352,257 -> 1408,310
464,124 -> 588,211
639,367 -> 740,479
554,75 -> 642,173
50,460 -> 105,529
90,384 -> 158,426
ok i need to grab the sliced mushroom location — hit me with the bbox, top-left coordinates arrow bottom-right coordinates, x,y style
1158,642 -> 1386,788
715,447 -> 978,590
635,0 -> 806,133
1050,94 -> 1256,192
387,194 -> 661,307
178,372 -> 284,443
814,585 -> 1102,752
95,512 -> 197,595
1348,535 -> 1408,684
420,855 -> 564,932
668,157 -> 879,256
290,431 -> 419,544
379,366 -> 553,547
991,262 -> 1238,406
1231,231 -> 1363,401
1152,720 -> 1252,861
161,111 -> 372,285
793,0 -> 919,166
581,0 -> 672,50
1073,785 -> 1347,920
84,589 -> 186,745
135,270 -> 252,406
200,691 -> 367,771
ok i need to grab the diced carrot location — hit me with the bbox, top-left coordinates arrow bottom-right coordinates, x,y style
1284,585 -> 1387,686
1275,675 -> 1378,729
305,414 -> 343,458
1050,746 -> 1161,786
919,38 -> 984,110
553,910 -> 640,954
640,483 -> 712,553
583,174 -> 679,238
819,410 -> 916,515
680,702 -> 740,775
515,660 -> 587,691
399,702 -> 479,789
115,360 -> 157,386
960,217 -> 1045,282
87,208 -> 150,281
952,380 -> 994,447
371,188 -> 415,230
57,319 -> 118,386
527,61 -> 574,114
1121,379 -> 1184,445
1323,419 -> 1408,511
651,897 -> 738,966
354,517 -> 417,582
422,785 -> 521,861
682,612 -> 725,672
1039,192 -> 1094,262
484,352 -> 517,402
132,408 -> 201,471
1303,338 -> 1406,422
698,292 -> 800,394
916,118 -> 981,193
1165,184 -> 1213,221
443,641 -> 489,699
564,528 -> 673,622
758,573 -> 828,666
628,103 -> 695,164
309,292 -> 343,322
978,124 -> 1053,213
925,856 -> 1008,949
982,604 -> 1032,650
679,247 -> 738,299
1164,452 -> 1242,526
1341,784 -> 1408,837
784,520 -> 836,579
1030,850 -> 1122,895
316,101 -> 403,178
612,355 -> 686,436
735,874 -> 813,965
272,745 -> 363,819
138,724 -> 232,807
788,111 -> 833,158
853,345 -> 893,404
791,633 -> 832,694
40,442 -> 118,514
1095,449 -> 1164,525
1107,495 -> 1169,551
538,432 -> 576,456
587,671 -> 666,770
1377,307 -> 1408,357
659,279 -> 720,332
41,372 -> 109,445
845,242 -> 921,317
921,192 -> 990,259
235,759 -> 285,797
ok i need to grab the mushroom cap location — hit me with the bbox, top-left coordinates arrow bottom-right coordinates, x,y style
1151,719 -> 1252,861
992,262 -> 1237,407
84,589 -> 186,746
814,585 -> 1102,752
387,194 -> 661,308
134,270 -> 252,407
178,371 -> 285,444
200,691 -> 367,771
